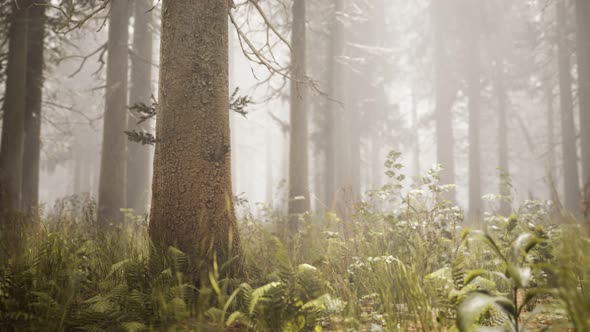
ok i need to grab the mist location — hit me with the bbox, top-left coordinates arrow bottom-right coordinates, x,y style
1,0 -> 590,330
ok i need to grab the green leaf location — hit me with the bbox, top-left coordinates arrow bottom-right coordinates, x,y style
209,271 -> 221,297
506,264 -> 531,288
249,281 -> 282,315
467,230 -> 507,263
513,233 -> 542,257
464,269 -> 489,286
457,291 -> 515,332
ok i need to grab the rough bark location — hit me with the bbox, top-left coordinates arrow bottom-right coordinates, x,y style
0,3 -> 28,218
126,0 -> 153,214
97,0 -> 129,225
288,0 -> 310,231
557,1 -> 581,214
22,0 -> 46,215
575,0 -> 590,186
150,0 -> 240,270
433,0 -> 456,201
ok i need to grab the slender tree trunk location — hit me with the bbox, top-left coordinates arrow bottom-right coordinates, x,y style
557,0 -> 581,214
97,0 -> 129,225
266,130 -> 274,206
349,100 -> 361,198
467,33 -> 482,221
411,91 -> 421,178
22,0 -> 46,216
288,0 -> 310,232
325,0 -> 343,208
0,3 -> 28,218
126,0 -> 153,214
433,0 -> 456,200
495,60 -> 510,215
575,0 -> 590,186
150,0 -> 240,270
545,77 -> 557,201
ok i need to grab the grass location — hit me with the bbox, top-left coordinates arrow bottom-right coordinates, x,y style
1,160 -> 589,331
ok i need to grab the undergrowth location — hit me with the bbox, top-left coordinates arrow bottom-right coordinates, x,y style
1,153 -> 589,331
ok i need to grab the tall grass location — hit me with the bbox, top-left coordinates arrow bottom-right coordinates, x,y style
1,159 -> 590,331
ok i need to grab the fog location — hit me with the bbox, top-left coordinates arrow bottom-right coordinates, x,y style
3,0 -> 587,219
3,1 -> 590,330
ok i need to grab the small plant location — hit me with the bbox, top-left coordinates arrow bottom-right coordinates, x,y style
456,223 -> 550,331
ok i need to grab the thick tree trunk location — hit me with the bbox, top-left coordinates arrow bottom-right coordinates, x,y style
288,0 -> 310,231
575,0 -> 590,186
467,36 -> 482,222
97,0 -> 129,225
0,3 -> 28,218
557,1 -> 581,214
433,0 -> 456,201
126,0 -> 153,215
22,0 -> 46,216
150,0 -> 240,270
325,0 -> 343,208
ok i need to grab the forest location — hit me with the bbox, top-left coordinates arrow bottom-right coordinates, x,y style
0,0 -> 590,331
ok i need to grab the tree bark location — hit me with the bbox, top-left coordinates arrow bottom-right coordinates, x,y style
288,0 -> 310,231
557,0 -> 581,214
97,0 -> 129,225
0,3 -> 28,218
575,0 -> 590,186
22,0 -> 46,216
433,0 -> 456,201
126,0 -> 153,215
150,0 -> 240,270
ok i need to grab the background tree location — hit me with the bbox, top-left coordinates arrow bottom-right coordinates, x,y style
126,0 -> 154,215
575,0 -> 590,187
325,0 -> 344,208
287,0 -> 310,232
22,0 -> 47,215
557,0 -> 581,214
97,0 -> 129,225
465,1 -> 483,221
0,2 -> 28,218
433,0 -> 456,202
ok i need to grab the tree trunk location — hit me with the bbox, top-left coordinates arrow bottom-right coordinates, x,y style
412,91 -> 421,179
97,0 -> 129,225
495,61 -> 510,215
349,98 -> 361,199
557,0 -> 581,214
575,0 -> 590,186
150,0 -> 240,271
467,31 -> 482,221
0,3 -> 28,218
325,0 -> 343,208
433,0 -> 456,201
545,77 -> 557,201
22,0 -> 46,216
288,0 -> 310,232
126,0 -> 153,215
